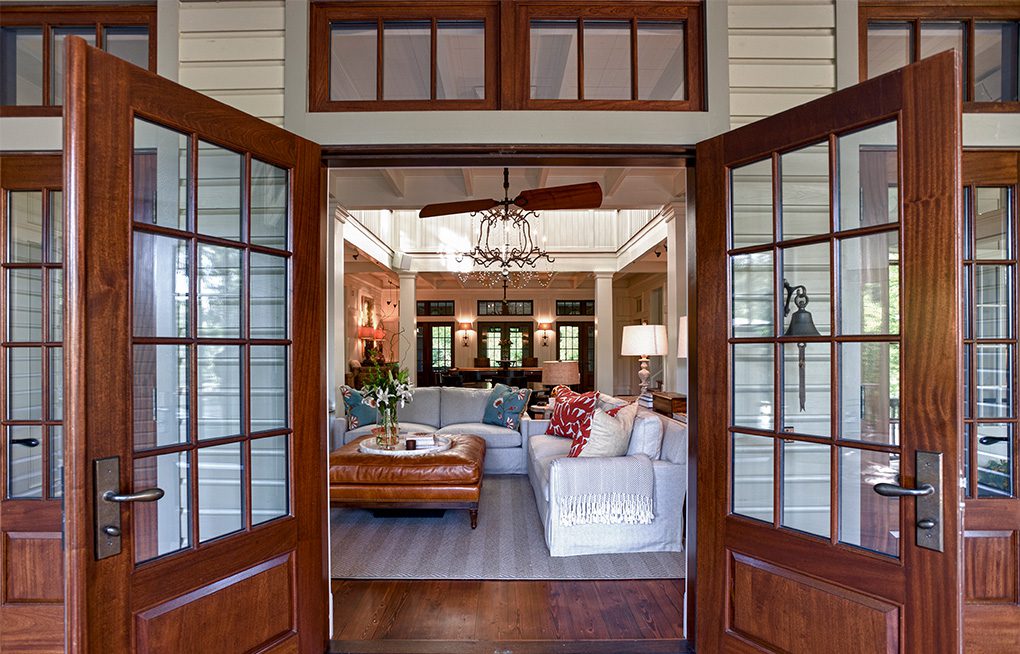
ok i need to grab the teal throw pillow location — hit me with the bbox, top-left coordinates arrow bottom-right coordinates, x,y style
340,385 -> 377,430
483,384 -> 532,431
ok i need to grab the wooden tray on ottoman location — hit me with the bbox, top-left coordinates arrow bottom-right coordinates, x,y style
328,434 -> 486,528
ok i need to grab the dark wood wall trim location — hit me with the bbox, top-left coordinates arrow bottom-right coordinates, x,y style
321,143 -> 694,168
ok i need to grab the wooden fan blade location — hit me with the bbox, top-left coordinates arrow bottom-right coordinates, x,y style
514,182 -> 603,211
418,198 -> 498,218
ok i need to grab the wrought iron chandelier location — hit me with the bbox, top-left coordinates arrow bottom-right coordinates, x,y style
455,269 -> 555,289
456,168 -> 554,273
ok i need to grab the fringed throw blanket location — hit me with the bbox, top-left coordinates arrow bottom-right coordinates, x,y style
556,454 -> 655,526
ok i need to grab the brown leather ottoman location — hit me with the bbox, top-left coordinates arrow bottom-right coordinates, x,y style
329,434 -> 486,528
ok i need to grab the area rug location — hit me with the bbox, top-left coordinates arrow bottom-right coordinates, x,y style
329,474 -> 685,580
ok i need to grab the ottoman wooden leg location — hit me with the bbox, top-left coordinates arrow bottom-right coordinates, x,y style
469,508 -> 478,529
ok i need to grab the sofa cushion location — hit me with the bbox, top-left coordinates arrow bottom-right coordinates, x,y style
345,421 -> 437,441
483,384 -> 532,430
660,418 -> 687,464
627,412 -> 664,460
578,403 -> 638,458
397,387 -> 440,426
439,387 -> 491,426
436,422 -> 521,449
340,385 -> 377,430
548,390 -> 598,444
529,434 -> 572,501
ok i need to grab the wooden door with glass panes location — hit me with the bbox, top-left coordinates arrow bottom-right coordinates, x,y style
0,154 -> 63,653
961,150 -> 1020,653
417,323 -> 453,386
696,52 -> 962,652
556,322 -> 594,391
63,39 -> 327,653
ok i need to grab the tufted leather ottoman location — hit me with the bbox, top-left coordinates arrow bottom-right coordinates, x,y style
328,434 -> 486,528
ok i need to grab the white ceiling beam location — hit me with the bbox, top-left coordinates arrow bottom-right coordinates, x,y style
672,169 -> 685,197
604,168 -> 630,199
537,167 -> 550,188
379,168 -> 406,198
461,168 -> 474,197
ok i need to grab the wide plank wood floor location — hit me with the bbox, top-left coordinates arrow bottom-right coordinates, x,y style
330,578 -> 686,654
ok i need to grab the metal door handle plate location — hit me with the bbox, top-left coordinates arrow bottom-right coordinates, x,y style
870,451 -> 943,552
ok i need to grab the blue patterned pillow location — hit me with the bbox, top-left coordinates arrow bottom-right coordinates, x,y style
340,385 -> 377,430
483,384 -> 532,431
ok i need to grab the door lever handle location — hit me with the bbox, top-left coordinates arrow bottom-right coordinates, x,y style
979,435 -> 1009,446
103,487 -> 164,503
10,437 -> 40,447
873,482 -> 935,497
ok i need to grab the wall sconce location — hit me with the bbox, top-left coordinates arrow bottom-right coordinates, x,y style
537,322 -> 553,346
458,321 -> 473,347
783,278 -> 821,412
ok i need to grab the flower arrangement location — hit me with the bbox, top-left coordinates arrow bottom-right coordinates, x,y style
359,365 -> 413,449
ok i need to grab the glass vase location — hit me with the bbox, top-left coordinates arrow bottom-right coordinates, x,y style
375,402 -> 400,450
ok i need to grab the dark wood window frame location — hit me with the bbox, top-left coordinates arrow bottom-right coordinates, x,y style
555,299 -> 595,315
308,1 -> 500,112
515,0 -> 704,111
477,299 -> 533,316
0,4 -> 157,117
859,2 -> 1020,112
416,299 -> 456,316
477,321 -> 533,364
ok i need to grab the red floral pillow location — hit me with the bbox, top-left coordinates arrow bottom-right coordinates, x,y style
548,390 -> 598,449
568,404 -> 624,457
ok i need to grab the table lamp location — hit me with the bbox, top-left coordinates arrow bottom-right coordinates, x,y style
541,360 -> 580,406
621,323 -> 667,407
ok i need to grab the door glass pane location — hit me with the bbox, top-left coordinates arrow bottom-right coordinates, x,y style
840,342 -> 900,445
8,190 -> 42,262
430,326 -> 452,368
49,425 -> 62,498
974,187 -> 1012,259
976,344 -> 1013,418
133,345 -> 189,450
975,265 -> 1013,339
637,21 -> 684,101
197,345 -> 242,440
975,22 -> 1020,103
48,190 -> 62,263
8,269 -> 41,342
733,343 -> 774,430
920,22 -> 967,90
198,442 -> 243,542
251,346 -> 287,433
583,21 -> 631,100
330,22 -> 377,101
133,232 -> 189,338
734,253 -> 771,338
0,27 -> 42,105
134,451 -> 190,562
976,424 -> 1013,498
781,242 -> 831,335
732,433 -> 774,523
783,343 -> 831,438
558,325 -> 579,361
782,440 -> 830,537
436,21 -> 485,100
383,21 -> 430,101
837,122 -> 898,231
530,20 -> 578,100
8,347 -> 41,420
197,244 -> 242,338
51,27 -> 96,105
867,22 -> 913,79
250,160 -> 288,249
133,119 -> 189,231
251,434 -> 288,525
731,159 -> 773,248
250,253 -> 286,339
48,269 -> 62,341
839,231 -> 899,335
197,141 -> 243,241
780,142 -> 830,239
49,347 -> 62,421
7,425 -> 42,498
103,26 -> 149,69
839,447 -> 900,557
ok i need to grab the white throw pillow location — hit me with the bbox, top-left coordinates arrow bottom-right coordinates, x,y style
626,412 -> 664,459
579,403 -> 638,458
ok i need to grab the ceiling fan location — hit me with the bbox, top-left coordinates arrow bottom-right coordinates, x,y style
418,167 -> 603,218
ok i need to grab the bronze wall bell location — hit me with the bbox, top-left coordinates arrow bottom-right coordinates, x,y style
783,279 -> 821,411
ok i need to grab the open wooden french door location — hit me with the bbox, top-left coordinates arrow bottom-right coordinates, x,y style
695,51 -> 963,652
62,38 -> 327,653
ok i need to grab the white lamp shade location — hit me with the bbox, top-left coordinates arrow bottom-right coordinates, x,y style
541,360 -> 580,386
677,316 -> 688,358
621,324 -> 668,357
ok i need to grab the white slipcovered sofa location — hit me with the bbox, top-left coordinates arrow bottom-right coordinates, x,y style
522,407 -> 687,556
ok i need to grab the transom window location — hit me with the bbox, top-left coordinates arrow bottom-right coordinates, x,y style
478,299 -> 533,316
556,300 -> 595,316
0,4 -> 155,115
860,3 -> 1019,108
416,300 -> 455,316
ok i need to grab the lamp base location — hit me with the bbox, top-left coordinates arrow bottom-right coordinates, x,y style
636,356 -> 652,408
637,392 -> 654,408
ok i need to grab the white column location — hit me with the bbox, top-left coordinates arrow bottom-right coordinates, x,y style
665,198 -> 689,394
594,272 -> 615,394
398,272 -> 417,385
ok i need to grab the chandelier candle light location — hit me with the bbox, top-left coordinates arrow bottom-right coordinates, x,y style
621,323 -> 668,408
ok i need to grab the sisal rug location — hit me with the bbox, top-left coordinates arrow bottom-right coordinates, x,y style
329,475 -> 685,580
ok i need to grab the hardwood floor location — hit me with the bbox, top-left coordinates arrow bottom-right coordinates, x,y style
330,578 -> 687,654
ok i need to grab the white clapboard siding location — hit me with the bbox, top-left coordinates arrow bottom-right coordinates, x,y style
729,1 -> 837,129
178,1 -> 286,124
